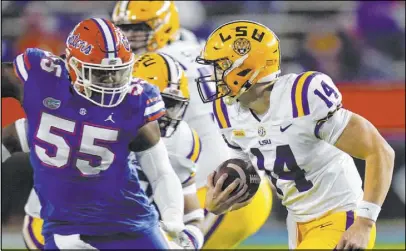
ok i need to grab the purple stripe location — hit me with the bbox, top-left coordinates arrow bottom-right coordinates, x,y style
195,137 -> 202,162
204,214 -> 225,242
219,98 -> 231,128
91,18 -> 109,58
183,230 -> 198,249
291,73 -> 304,118
345,211 -> 355,230
314,120 -> 325,139
101,18 -> 118,57
27,216 -> 44,249
301,73 -> 318,116
182,174 -> 194,185
186,128 -> 196,159
212,101 -> 223,129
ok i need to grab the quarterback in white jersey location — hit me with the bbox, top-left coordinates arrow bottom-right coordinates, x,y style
197,20 -> 395,250
112,2 -> 274,249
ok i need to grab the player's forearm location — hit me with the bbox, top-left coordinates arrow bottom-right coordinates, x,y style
1,62 -> 23,102
183,192 -> 204,227
135,138 -> 185,231
363,144 -> 395,206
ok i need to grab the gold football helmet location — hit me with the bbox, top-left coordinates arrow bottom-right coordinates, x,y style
133,52 -> 189,137
196,20 -> 281,104
112,1 -> 180,55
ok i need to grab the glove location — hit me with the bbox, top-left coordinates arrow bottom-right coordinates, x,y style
172,225 -> 204,250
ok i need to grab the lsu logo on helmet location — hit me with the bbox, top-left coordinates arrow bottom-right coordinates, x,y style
233,38 -> 251,56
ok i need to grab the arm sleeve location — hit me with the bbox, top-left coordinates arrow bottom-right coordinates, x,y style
135,138 -> 184,228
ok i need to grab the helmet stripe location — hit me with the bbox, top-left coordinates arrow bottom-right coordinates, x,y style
159,53 -> 179,87
101,18 -> 118,57
91,18 -> 116,58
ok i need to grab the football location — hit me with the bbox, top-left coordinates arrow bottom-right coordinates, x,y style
213,158 -> 261,201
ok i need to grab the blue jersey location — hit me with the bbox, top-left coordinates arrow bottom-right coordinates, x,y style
13,48 -> 165,236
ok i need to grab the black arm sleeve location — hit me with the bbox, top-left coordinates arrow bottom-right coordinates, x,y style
1,62 -> 23,102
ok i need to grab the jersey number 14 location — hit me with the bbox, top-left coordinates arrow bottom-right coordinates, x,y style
251,146 -> 313,196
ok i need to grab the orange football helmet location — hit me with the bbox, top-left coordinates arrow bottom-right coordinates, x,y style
65,18 -> 134,107
111,1 -> 180,55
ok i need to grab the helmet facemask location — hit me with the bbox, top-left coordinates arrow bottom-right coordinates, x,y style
69,55 -> 134,107
117,22 -> 154,55
195,57 -> 234,103
159,93 -> 189,137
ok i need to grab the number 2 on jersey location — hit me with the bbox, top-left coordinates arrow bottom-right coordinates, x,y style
251,145 -> 313,195
34,112 -> 118,176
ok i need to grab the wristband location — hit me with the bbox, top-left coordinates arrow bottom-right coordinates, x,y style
357,200 -> 381,222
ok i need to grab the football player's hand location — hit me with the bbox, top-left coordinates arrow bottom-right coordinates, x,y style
336,217 -> 374,250
205,171 -> 249,215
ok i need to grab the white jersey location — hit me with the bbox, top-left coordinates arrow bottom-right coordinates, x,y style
214,71 -> 363,222
158,29 -> 213,120
25,120 -> 201,217
158,29 -> 230,188
129,120 -> 200,203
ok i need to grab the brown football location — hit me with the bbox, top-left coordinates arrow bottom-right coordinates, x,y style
213,158 -> 261,201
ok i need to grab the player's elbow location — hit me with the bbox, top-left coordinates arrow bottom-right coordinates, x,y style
380,141 -> 395,169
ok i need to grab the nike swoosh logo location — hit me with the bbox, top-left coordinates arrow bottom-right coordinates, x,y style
213,46 -> 221,50
280,124 -> 292,132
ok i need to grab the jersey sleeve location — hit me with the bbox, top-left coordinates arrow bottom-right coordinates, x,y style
169,121 -> 201,185
13,48 -> 64,83
138,81 -> 166,123
291,71 -> 343,121
292,71 -> 350,142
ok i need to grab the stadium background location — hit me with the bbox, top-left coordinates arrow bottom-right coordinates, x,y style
1,1 -> 404,249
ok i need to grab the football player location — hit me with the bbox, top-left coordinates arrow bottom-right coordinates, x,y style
111,2 -> 273,248
130,52 -> 205,249
11,52 -> 204,250
197,20 -> 395,250
1,18 -> 185,249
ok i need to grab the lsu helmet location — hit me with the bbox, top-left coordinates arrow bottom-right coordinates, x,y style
133,52 -> 189,137
196,20 -> 281,105
66,18 -> 134,107
112,1 -> 180,55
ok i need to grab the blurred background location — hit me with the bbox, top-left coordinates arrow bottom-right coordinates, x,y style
1,1 -> 405,249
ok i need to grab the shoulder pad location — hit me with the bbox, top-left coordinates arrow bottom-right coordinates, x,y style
13,48 -> 65,83
128,78 -> 166,123
290,71 -> 342,121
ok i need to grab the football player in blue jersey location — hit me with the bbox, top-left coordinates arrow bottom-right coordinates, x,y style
1,18 -> 186,249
